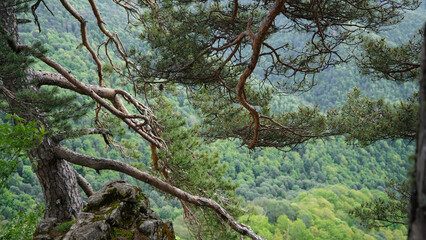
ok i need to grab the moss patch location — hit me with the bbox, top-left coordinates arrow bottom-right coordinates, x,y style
85,188 -> 120,212
55,219 -> 76,233
135,192 -> 150,209
158,223 -> 175,240
112,227 -> 134,240
105,201 -> 121,215
92,215 -> 106,222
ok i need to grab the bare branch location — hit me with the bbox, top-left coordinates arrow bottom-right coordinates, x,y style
73,168 -> 94,197
231,0 -> 238,22
51,128 -> 112,143
87,0 -> 143,78
54,146 -> 264,240
0,84 -> 18,104
31,0 -> 54,32
18,45 -> 167,150
237,0 -> 286,149
59,0 -> 103,86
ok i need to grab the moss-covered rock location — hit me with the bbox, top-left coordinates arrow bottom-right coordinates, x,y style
33,180 -> 175,240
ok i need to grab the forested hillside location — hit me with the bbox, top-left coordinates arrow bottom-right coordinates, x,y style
1,0 -> 425,239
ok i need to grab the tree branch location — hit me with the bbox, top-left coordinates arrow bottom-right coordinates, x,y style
59,0 -> 103,86
17,45 -> 166,150
73,168 -> 94,197
86,0 -> 144,78
31,0 -> 54,32
51,128 -> 112,143
231,0 -> 238,22
236,0 -> 286,149
54,146 -> 264,240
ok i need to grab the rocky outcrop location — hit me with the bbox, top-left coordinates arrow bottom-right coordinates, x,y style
33,180 -> 175,240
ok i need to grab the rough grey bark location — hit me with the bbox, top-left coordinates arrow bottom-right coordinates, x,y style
409,22 -> 426,240
30,142 -> 84,221
0,0 -> 84,222
0,1 -> 18,48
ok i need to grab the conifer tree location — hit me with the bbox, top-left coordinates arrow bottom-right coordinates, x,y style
0,0 -> 422,239
409,22 -> 426,240
131,0 -> 420,149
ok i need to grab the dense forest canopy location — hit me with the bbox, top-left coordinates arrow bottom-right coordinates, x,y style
0,0 -> 425,239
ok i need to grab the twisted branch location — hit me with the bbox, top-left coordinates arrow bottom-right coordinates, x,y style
54,146 -> 264,240
19,45 -> 166,150
236,0 -> 286,149
59,0 -> 103,86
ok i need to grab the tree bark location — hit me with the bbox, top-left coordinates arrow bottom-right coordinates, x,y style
0,0 -> 84,222
30,141 -> 83,221
409,22 -> 426,240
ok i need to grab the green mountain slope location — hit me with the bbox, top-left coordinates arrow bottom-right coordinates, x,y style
1,0 -> 424,239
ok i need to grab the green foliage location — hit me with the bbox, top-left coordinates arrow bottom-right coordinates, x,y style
55,220 -> 75,233
0,41 -> 31,88
240,214 -> 275,240
12,87 -> 94,134
217,137 -> 413,200
349,179 -> 409,228
240,185 -> 407,240
290,219 -> 314,240
0,204 -> 44,240
0,0 -> 422,239
156,97 -> 237,196
357,30 -> 422,82
112,227 -> 134,239
192,84 -> 331,149
173,215 -> 194,240
130,0 -> 421,151
133,0 -> 259,85
134,0 -> 420,89
153,97 -> 242,239
328,88 -> 417,146
191,85 -> 271,144
0,2 -> 94,139
0,170 -> 43,221
0,115 -> 45,188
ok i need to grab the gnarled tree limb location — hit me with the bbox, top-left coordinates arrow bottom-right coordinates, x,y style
53,146 -> 264,240
59,0 -> 103,86
73,168 -> 94,197
236,0 -> 286,149
17,45 -> 166,150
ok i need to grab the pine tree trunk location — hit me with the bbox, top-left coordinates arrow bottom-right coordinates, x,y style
1,0 -> 84,222
30,141 -> 84,221
409,23 -> 426,240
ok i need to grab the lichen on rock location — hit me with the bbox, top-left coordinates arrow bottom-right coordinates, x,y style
33,180 -> 175,240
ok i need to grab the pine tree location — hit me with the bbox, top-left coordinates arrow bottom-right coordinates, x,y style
409,22 -> 426,240
0,0 -> 422,239
132,0 -> 420,149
